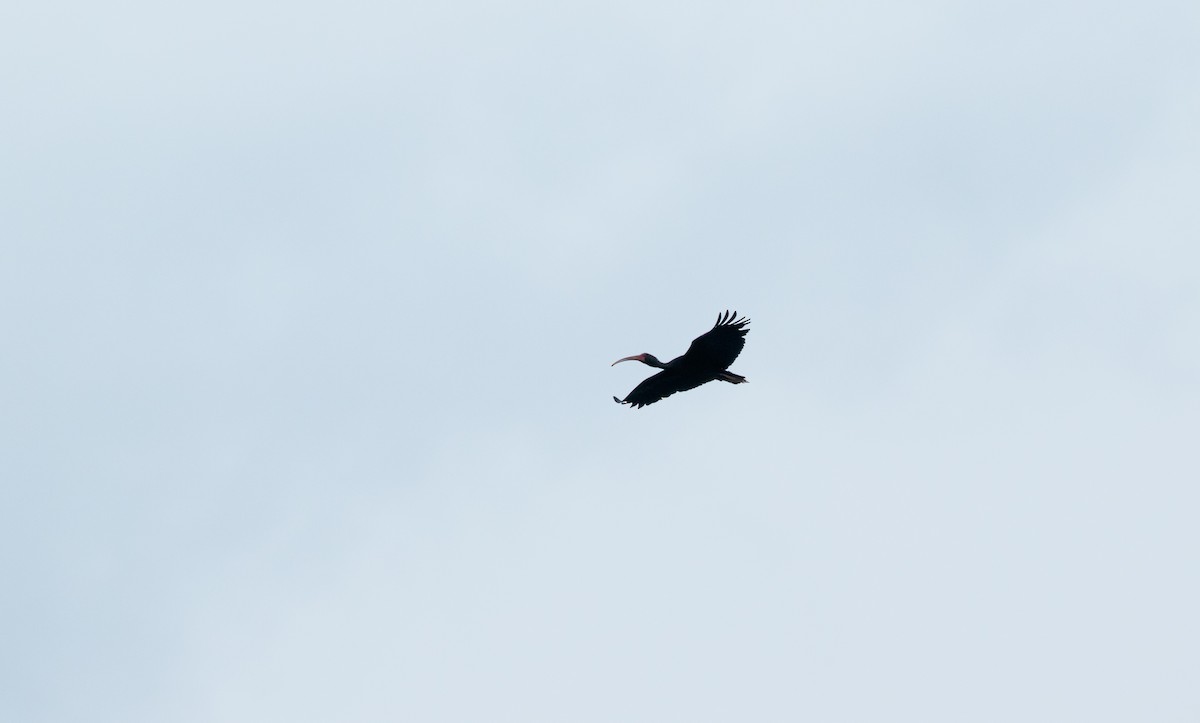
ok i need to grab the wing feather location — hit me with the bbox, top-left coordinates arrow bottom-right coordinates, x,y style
617,367 -> 715,408
683,310 -> 750,370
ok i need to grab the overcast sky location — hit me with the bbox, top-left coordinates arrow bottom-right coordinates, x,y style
3,1 -> 1199,721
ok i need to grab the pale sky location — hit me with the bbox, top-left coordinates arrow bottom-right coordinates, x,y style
3,1 -> 1199,721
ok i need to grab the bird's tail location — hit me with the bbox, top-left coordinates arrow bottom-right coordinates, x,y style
718,371 -> 747,384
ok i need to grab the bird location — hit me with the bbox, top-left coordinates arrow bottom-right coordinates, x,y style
611,310 -> 750,408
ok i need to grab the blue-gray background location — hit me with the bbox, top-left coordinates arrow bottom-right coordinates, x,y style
3,1 -> 1198,720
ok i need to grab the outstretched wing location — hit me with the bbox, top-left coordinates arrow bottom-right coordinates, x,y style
616,367 -> 716,408
683,310 -> 750,370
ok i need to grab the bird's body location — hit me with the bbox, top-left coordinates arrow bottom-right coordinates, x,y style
612,310 -> 750,408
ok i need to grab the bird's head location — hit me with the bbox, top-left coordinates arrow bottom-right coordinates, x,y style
611,353 -> 664,368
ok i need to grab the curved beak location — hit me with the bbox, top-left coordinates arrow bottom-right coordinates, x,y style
611,354 -> 645,366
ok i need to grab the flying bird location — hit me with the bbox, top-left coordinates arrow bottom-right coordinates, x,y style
612,310 -> 750,408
